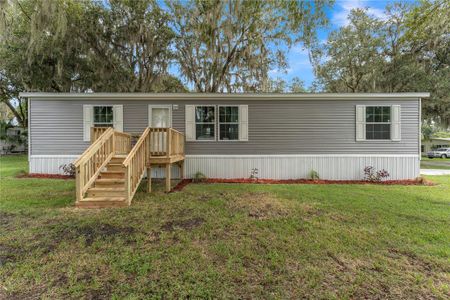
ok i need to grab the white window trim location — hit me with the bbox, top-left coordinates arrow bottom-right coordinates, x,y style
218,105 -> 240,142
148,105 -> 172,128
93,105 -> 114,127
363,105 -> 392,141
194,105 -> 217,142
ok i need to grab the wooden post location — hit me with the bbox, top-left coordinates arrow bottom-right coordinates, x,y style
165,163 -> 171,192
147,166 -> 152,193
75,166 -> 82,203
180,161 -> 184,179
167,128 -> 172,158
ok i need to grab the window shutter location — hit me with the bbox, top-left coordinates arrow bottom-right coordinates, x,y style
239,105 -> 248,141
355,105 -> 365,141
113,105 -> 123,132
185,105 -> 195,141
391,105 -> 401,141
83,105 -> 93,142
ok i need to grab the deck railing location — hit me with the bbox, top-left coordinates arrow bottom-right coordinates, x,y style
149,128 -> 185,157
91,127 -> 131,154
122,128 -> 151,203
114,131 -> 132,154
74,128 -> 115,203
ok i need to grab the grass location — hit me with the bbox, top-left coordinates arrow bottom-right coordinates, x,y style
421,157 -> 450,170
1,155 -> 449,298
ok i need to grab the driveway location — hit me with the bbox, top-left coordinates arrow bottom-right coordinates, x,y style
420,169 -> 450,175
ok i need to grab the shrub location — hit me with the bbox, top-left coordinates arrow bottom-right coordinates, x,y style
364,166 -> 390,182
193,171 -> 207,183
249,168 -> 259,180
59,163 -> 76,177
308,169 -> 320,180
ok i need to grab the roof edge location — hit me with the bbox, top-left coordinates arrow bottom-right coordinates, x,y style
19,92 -> 431,100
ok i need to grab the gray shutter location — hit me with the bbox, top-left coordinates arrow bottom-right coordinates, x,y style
83,105 -> 93,141
239,105 -> 248,141
113,105 -> 123,132
185,105 -> 195,141
356,105 -> 365,141
391,105 -> 401,141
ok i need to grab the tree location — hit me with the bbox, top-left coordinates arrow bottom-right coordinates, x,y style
0,0 -> 187,127
311,3 -> 450,127
168,0 -> 329,93
289,77 -> 307,93
403,0 -> 450,128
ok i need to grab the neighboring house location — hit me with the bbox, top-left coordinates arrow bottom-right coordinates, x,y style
21,93 -> 428,181
421,137 -> 450,155
0,127 -> 27,155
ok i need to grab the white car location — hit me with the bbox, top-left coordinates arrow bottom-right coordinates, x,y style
427,148 -> 450,158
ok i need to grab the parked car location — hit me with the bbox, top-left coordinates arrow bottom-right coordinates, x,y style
427,148 -> 450,158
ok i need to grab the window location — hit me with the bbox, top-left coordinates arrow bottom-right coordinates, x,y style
219,106 -> 239,140
195,106 -> 215,140
93,106 -> 113,127
365,106 -> 390,140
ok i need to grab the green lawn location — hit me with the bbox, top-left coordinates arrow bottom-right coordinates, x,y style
421,157 -> 450,170
1,155 -> 449,299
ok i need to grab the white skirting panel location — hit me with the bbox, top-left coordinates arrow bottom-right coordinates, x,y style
30,154 -> 419,180
184,155 -> 420,180
29,155 -> 181,178
29,155 -> 79,174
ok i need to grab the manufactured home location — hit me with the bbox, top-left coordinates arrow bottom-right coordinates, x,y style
20,92 -> 428,207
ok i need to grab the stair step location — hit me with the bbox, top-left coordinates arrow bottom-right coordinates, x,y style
87,187 -> 126,197
100,171 -> 125,179
80,196 -> 127,202
95,178 -> 125,184
110,156 -> 127,162
76,197 -> 128,208
106,165 -> 126,172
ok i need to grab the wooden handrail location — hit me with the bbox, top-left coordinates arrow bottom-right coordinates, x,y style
123,128 -> 150,167
122,128 -> 151,203
75,128 -> 116,203
74,128 -> 114,167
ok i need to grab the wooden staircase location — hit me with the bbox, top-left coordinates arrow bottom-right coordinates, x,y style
74,127 -> 185,208
77,155 -> 128,208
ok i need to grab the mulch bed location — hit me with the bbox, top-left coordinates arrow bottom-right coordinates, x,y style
171,179 -> 193,192
171,177 -> 433,192
16,173 -> 74,180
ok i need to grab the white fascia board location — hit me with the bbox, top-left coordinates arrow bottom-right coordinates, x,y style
19,92 -> 431,100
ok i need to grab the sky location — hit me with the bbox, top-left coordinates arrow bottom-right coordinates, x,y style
269,0 -> 411,89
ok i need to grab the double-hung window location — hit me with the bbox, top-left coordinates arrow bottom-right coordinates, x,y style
186,104 -> 248,142
365,106 -> 391,140
219,106 -> 239,140
195,106 -> 215,140
93,106 -> 114,127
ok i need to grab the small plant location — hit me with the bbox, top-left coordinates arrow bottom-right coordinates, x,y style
193,171 -> 207,183
308,169 -> 320,180
363,166 -> 390,182
59,163 -> 76,177
249,168 -> 259,180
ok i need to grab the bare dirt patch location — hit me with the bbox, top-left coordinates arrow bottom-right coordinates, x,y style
37,222 -> 138,250
228,192 -> 291,220
161,217 -> 205,232
0,244 -> 25,266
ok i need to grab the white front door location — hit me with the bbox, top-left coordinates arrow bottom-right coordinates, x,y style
149,105 -> 172,154
149,105 -> 172,128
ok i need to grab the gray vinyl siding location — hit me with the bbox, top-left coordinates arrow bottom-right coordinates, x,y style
29,98 -> 419,155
